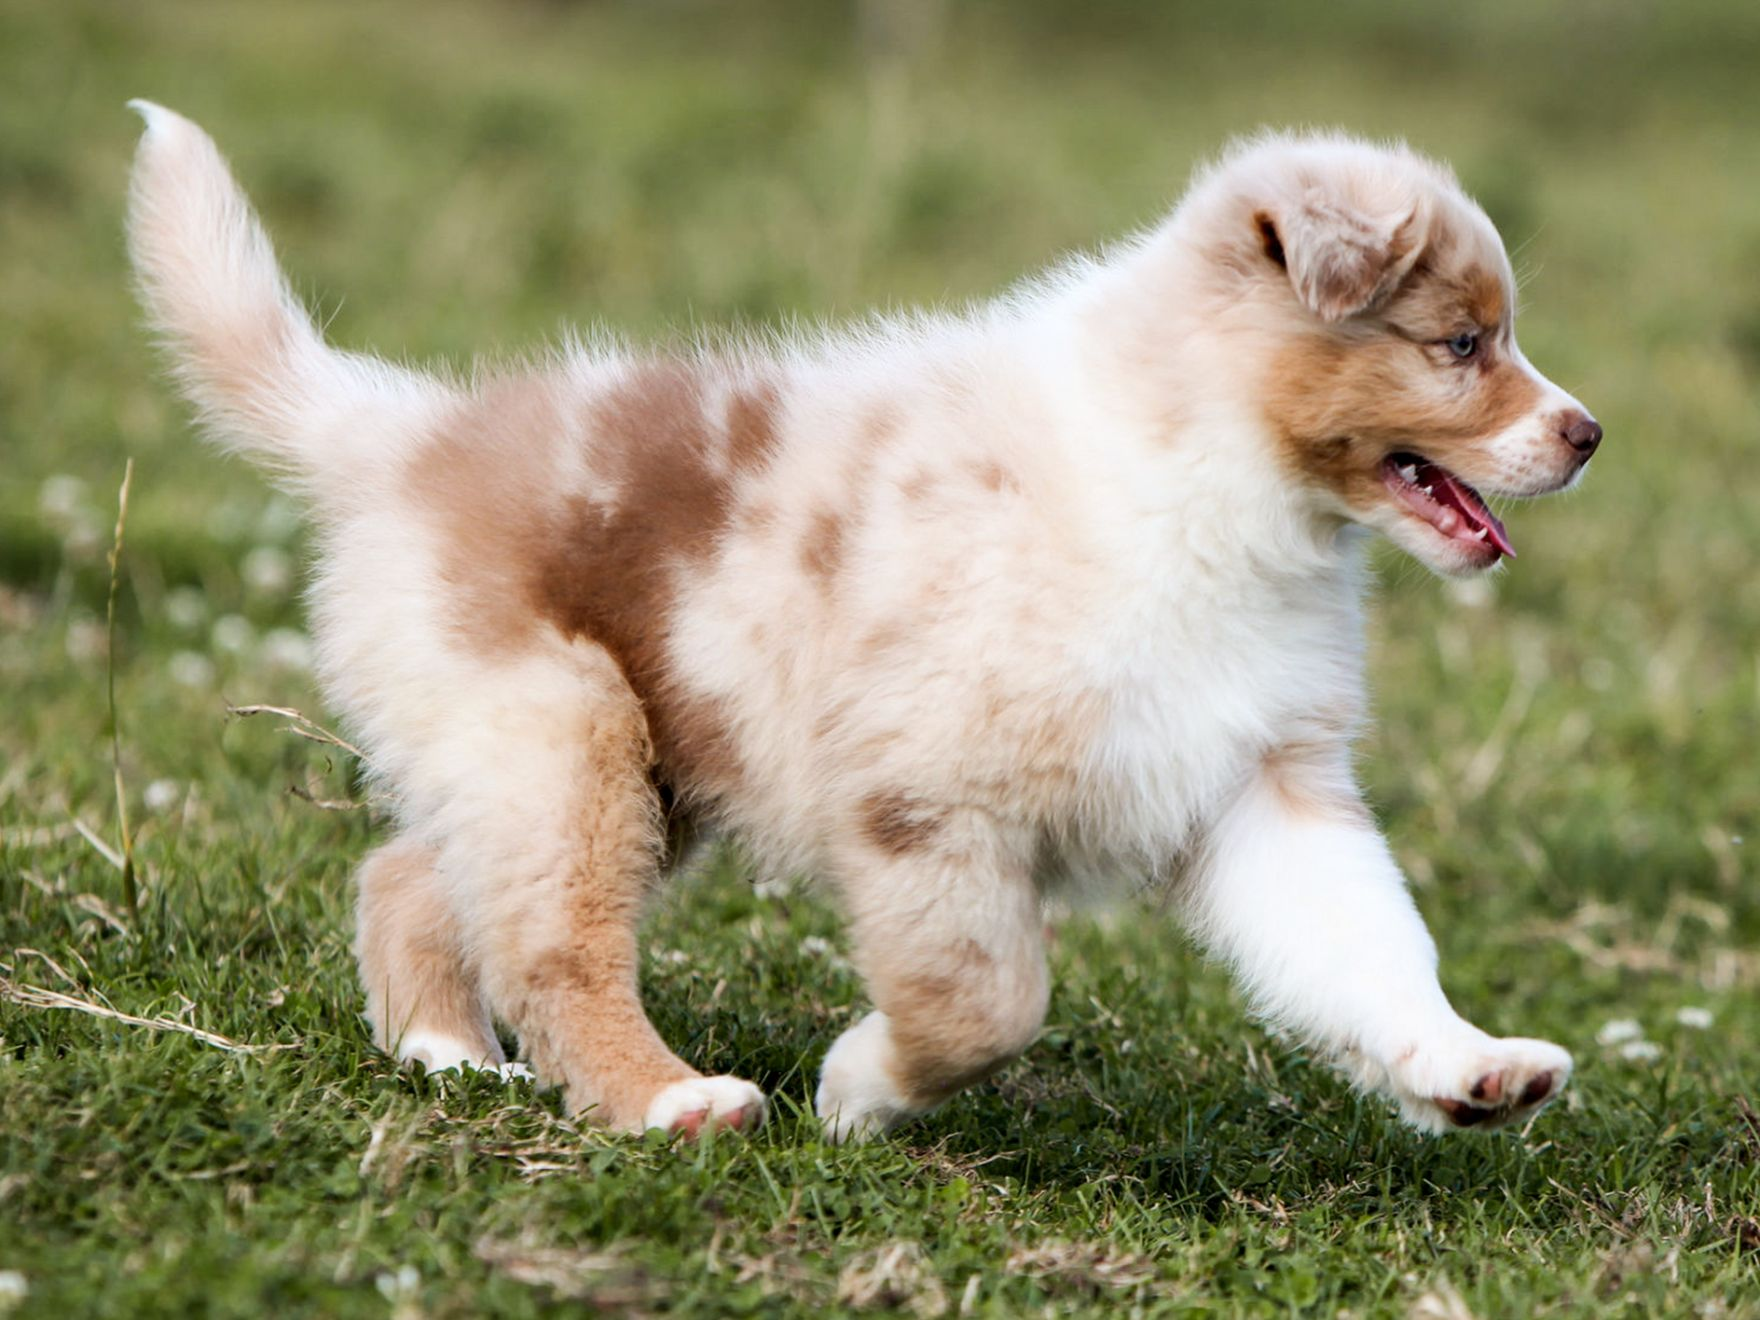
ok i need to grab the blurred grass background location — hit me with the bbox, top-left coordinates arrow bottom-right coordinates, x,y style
2,1 -> 1758,1315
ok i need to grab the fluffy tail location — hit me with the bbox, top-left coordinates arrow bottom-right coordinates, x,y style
125,101 -> 446,492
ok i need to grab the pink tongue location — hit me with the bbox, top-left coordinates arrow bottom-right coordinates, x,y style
1432,470 -> 1516,558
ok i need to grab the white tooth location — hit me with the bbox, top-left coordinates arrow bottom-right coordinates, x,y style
1470,528 -> 1487,541
1422,485 -> 1434,496
1399,464 -> 1418,483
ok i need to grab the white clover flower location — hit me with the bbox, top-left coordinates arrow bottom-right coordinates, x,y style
1675,1006 -> 1714,1029
260,628 -> 315,673
211,614 -> 254,655
1596,1018 -> 1643,1046
375,1265 -> 419,1300
801,936 -> 835,958
144,779 -> 182,814
1618,1040 -> 1663,1063
0,1270 -> 27,1312
257,496 -> 302,542
61,515 -> 106,560
243,545 -> 294,597
38,474 -> 87,520
205,498 -> 256,542
169,650 -> 217,689
64,617 -> 107,663
164,585 -> 209,632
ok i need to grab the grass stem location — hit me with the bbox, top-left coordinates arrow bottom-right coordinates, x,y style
105,458 -> 138,923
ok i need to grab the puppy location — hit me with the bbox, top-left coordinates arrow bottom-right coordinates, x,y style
126,103 -> 1599,1141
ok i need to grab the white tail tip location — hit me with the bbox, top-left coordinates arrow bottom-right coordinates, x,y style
126,98 -> 177,131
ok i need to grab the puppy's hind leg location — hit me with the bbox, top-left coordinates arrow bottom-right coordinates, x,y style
354,838 -> 522,1079
440,646 -> 764,1136
816,808 -> 1048,1142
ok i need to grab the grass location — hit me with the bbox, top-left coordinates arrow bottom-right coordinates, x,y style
3,0 -> 1759,1314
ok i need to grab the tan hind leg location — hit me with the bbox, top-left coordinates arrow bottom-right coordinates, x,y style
815,808 -> 1049,1141
354,838 -> 515,1075
438,649 -> 764,1135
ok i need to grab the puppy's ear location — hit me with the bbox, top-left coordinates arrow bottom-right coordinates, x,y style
1255,194 -> 1423,322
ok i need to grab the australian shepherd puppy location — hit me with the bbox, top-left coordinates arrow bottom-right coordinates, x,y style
126,102 -> 1600,1141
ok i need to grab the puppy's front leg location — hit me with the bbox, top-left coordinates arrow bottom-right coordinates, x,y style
1183,746 -> 1571,1131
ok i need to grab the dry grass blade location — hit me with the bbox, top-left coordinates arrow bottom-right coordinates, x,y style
473,1235 -> 652,1304
1003,1240 -> 1158,1292
836,1242 -> 948,1317
289,772 -> 367,812
226,704 -> 367,760
0,821 -> 83,848
0,976 -> 284,1054
104,458 -> 139,920
1736,1096 -> 1760,1163
70,817 -> 125,870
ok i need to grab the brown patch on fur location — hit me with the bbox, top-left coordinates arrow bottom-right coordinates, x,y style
898,468 -> 935,502
800,508 -> 845,581
407,363 -> 781,802
860,791 -> 945,856
969,459 -> 1015,493
1392,256 -> 1506,337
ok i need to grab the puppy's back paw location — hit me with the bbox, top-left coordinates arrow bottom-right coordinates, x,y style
643,1075 -> 767,1138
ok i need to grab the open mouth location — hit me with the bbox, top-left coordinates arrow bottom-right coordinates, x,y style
1380,452 -> 1516,560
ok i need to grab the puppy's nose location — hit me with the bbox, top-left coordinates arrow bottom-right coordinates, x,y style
1561,411 -> 1602,456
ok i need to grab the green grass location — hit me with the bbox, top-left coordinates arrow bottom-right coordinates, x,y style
4,1 -> 1759,1314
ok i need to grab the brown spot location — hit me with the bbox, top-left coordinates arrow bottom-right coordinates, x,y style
406,362 -> 781,803
898,468 -> 935,503
859,790 -> 944,856
799,508 -> 845,581
858,619 -> 910,655
860,406 -> 900,448
535,369 -> 781,798
969,459 -> 1018,494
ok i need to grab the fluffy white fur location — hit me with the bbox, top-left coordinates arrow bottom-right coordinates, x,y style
126,102 -> 1597,1140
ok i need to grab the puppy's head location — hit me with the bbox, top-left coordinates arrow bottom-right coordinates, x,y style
1198,134 -> 1600,576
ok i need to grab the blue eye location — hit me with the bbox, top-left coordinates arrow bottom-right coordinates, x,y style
1446,331 -> 1479,360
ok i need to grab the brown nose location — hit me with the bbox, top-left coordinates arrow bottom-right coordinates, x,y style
1561,412 -> 1603,456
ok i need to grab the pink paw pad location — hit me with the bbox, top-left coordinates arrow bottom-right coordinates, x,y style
1436,1068 -> 1558,1129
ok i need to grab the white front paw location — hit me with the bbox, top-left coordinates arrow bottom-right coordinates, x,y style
643,1075 -> 767,1137
815,1011 -> 920,1143
1390,1034 -> 1573,1133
